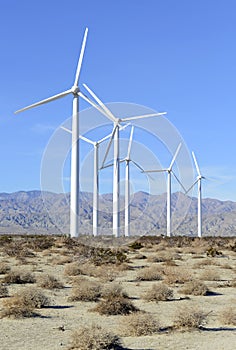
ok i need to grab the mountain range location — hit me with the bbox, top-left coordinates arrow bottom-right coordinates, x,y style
0,190 -> 236,236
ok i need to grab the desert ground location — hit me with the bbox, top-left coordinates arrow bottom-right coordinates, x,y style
0,235 -> 236,350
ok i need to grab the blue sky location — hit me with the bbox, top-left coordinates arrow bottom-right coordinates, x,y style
0,0 -> 236,201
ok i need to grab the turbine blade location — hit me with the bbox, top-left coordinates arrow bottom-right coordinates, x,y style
83,84 -> 117,123
100,161 -> 114,170
126,126 -> 134,160
74,27 -> 88,86
122,112 -> 167,121
192,151 -> 201,177
15,89 -> 72,114
131,161 -> 155,181
185,179 -> 198,194
60,126 -> 72,134
78,91 -> 110,118
79,135 -> 95,145
131,160 -> 145,173
169,143 -> 182,170
142,169 -> 167,173
101,125 -> 117,168
172,171 -> 187,193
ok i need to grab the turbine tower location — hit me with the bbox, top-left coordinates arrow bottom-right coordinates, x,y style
15,28 -> 96,238
81,84 -> 167,237
191,151 -> 205,238
144,143 -> 182,237
79,133 -> 113,236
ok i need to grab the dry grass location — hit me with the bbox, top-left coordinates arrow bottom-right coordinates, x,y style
143,283 -> 174,302
200,269 -> 221,281
3,270 -> 36,284
0,283 -> 9,298
219,306 -> 236,326
101,283 -> 129,299
1,298 -> 37,318
173,306 -> 207,330
1,285 -> 51,319
179,280 -> 209,296
0,262 -> 11,274
136,265 -> 163,281
68,324 -> 122,350
163,266 -> 192,285
64,262 -> 84,277
69,280 -> 101,302
92,295 -> 139,315
121,312 -> 160,336
37,274 -> 64,289
15,287 -> 51,308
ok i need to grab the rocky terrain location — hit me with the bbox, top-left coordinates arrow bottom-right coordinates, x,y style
0,191 -> 236,236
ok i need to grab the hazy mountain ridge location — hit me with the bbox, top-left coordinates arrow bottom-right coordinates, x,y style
0,190 -> 235,236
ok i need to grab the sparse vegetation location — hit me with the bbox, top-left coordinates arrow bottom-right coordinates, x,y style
173,306 -> 207,330
69,280 -> 101,302
92,295 -> 138,315
68,324 -> 123,350
121,312 -> 160,336
0,234 -> 236,349
3,270 -> 36,284
143,283 -> 174,302
219,307 -> 236,326
136,265 -> 163,281
179,280 -> 209,296
163,266 -> 192,285
37,274 -> 64,289
0,283 -> 9,298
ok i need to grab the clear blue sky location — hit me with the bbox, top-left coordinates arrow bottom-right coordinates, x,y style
0,0 -> 235,201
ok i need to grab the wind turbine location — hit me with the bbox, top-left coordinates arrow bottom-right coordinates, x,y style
186,151 -> 205,238
15,28 -> 95,238
144,143 -> 182,237
81,84 -> 167,237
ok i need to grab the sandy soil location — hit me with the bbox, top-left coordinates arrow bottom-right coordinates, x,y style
0,236 -> 236,350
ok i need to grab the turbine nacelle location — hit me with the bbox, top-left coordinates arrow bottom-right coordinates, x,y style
71,85 -> 80,95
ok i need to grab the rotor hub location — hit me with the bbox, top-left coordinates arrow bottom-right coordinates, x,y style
71,85 -> 80,95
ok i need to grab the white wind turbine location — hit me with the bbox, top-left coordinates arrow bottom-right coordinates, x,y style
78,124 -> 129,237
14,28 -> 99,238
120,126 -> 150,237
81,84 -> 167,237
186,151 -> 205,238
144,143 -> 182,237
79,133 -> 112,237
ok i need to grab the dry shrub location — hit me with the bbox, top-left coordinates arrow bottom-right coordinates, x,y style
136,265 -> 163,281
64,262 -> 84,277
143,283 -> 174,302
101,283 -> 128,299
2,241 -> 35,258
1,298 -> 37,318
173,306 -> 207,330
51,255 -> 73,265
15,287 -> 51,308
194,259 -> 218,269
121,312 -> 160,336
3,270 -> 36,284
219,307 -> 236,326
38,274 -> 64,289
163,266 -> 192,285
68,324 -> 122,350
0,263 -> 11,274
179,280 -> 209,296
92,295 -> 138,315
200,269 -> 221,281
0,283 -> 9,298
85,264 -> 119,282
69,280 -> 101,302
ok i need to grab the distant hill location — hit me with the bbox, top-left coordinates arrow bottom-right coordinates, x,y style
0,190 -> 236,236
